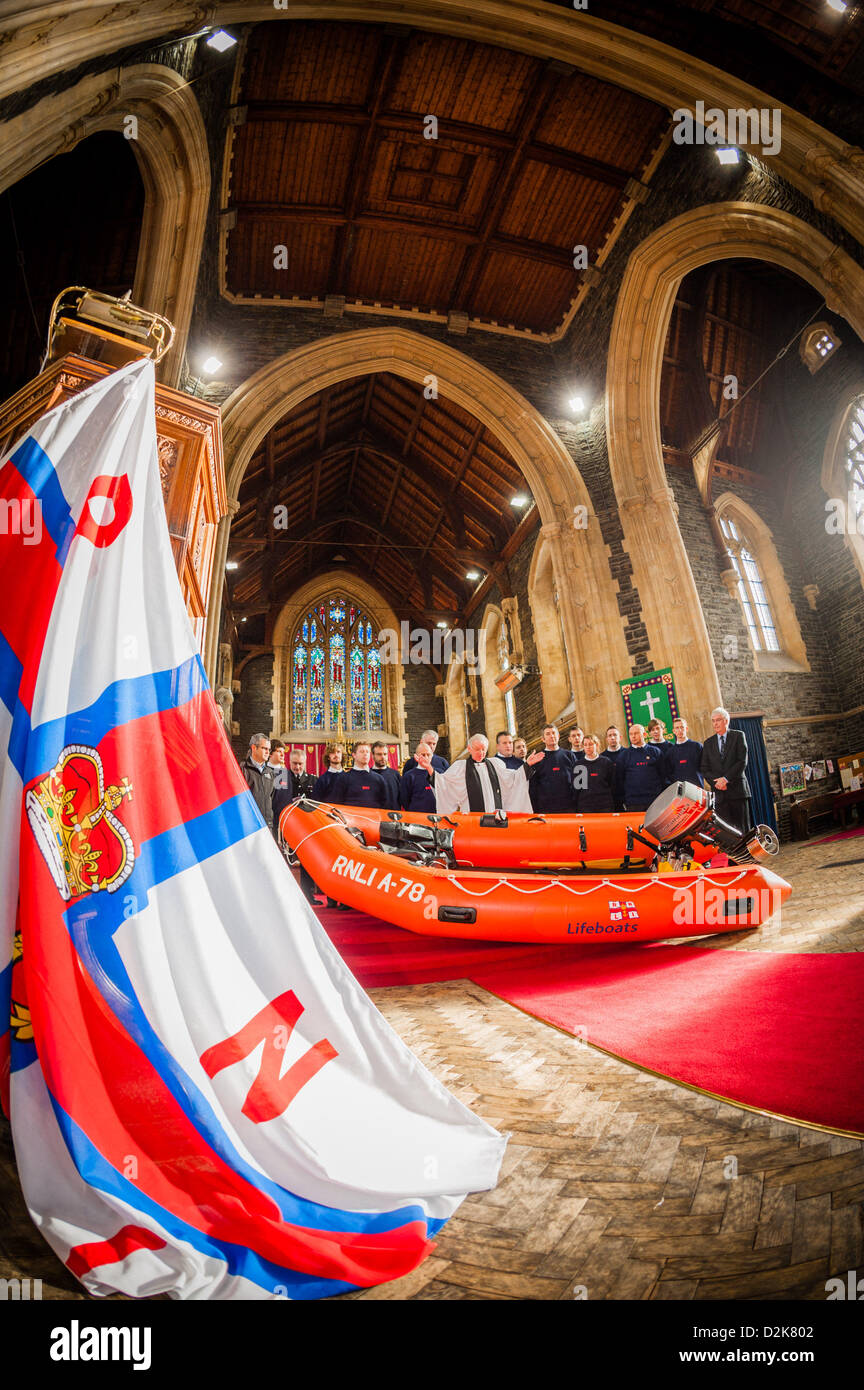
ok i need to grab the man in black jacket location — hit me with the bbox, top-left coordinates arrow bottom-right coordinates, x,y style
700,707 -> 751,833
272,747 -> 319,903
242,733 -> 277,831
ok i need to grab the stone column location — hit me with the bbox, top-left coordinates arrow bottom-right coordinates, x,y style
203,497 -> 239,687
541,516 -> 631,729
620,485 -> 722,736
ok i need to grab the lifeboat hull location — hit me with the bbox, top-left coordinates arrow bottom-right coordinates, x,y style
280,803 -> 791,945
327,806 -> 716,869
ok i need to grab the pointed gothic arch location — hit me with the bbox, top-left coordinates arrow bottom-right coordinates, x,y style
606,201 -> 864,733
822,388 -> 864,588
208,326 -> 629,727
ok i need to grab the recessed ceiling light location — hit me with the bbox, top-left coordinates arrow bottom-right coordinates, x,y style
206,29 -> 237,52
511,494 -> 529,507
716,147 -> 740,165
201,355 -> 222,374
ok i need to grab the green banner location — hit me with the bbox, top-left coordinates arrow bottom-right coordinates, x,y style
619,668 -> 679,733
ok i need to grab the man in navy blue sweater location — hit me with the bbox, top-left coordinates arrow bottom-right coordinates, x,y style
603,726 -> 627,810
614,724 -> 667,812
371,740 -> 401,809
312,740 -> 388,808
493,730 -> 525,770
527,724 -> 576,813
668,717 -> 704,788
402,728 -> 449,776
400,743 -> 437,812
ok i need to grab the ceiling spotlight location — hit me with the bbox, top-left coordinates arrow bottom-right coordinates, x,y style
511,493 -> 529,507
826,0 -> 847,12
201,355 -> 222,375
716,147 -> 740,165
225,560 -> 238,571
241,616 -> 247,623
568,394 -> 586,414
436,621 -> 448,629
465,569 -> 481,581
206,29 -> 237,52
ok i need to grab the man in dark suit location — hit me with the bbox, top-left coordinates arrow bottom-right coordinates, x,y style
272,748 -> 318,903
700,707 -> 751,833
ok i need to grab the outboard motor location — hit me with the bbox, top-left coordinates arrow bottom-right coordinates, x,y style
641,781 -> 779,866
378,819 -> 456,867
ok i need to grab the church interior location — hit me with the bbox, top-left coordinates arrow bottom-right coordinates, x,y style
1,0 -> 864,1310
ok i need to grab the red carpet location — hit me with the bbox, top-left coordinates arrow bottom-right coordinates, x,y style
814,824 -> 864,843
313,900 -> 864,1135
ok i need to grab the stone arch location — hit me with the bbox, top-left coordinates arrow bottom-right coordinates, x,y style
208,326 -> 629,725
822,386 -> 864,588
606,201 -> 864,734
0,64 -> 210,388
5,3 -> 864,256
713,491 -> 810,673
271,571 -> 406,746
528,531 -> 572,723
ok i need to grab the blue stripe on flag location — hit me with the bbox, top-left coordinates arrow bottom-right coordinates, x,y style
18,654 -> 205,784
9,438 -> 76,563
61,799 -> 436,1237
0,626 -> 23,720
49,1094 -> 361,1300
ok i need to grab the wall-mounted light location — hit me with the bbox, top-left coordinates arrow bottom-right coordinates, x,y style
465,569 -> 481,581
716,147 -> 740,166
799,321 -> 842,373
436,621 -> 448,629
206,29 -> 237,52
225,560 -> 238,571
826,0 -> 847,14
511,493 -> 530,507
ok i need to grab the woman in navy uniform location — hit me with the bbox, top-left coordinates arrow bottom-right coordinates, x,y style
573,734 -> 615,812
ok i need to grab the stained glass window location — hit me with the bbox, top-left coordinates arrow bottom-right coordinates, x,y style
290,595 -> 383,731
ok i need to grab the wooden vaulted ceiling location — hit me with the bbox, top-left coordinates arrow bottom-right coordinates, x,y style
661,260 -> 823,483
227,372 -> 530,628
222,21 -> 669,336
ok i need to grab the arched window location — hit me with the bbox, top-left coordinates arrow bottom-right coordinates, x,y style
843,395 -> 864,525
718,514 -> 780,654
291,595 -> 382,732
714,494 -> 809,672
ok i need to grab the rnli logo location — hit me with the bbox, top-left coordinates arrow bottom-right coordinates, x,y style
26,744 -> 135,901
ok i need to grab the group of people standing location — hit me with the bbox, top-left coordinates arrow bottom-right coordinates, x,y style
240,708 -> 751,901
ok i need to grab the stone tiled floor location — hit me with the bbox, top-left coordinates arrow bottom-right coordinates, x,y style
1,833 -> 862,1300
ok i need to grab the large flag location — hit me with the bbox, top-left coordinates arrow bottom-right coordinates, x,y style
0,359 -> 504,1300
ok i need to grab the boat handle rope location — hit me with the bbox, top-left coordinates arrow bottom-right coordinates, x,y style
445,869 -> 752,898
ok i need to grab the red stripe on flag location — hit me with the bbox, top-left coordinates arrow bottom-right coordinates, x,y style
66,1224 -> 166,1278
19,850 -> 434,1287
0,457 -> 65,712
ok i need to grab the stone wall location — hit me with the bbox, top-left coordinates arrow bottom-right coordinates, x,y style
232,652 -> 275,757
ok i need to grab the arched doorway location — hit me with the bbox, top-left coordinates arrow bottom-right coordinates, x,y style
606,201 -> 864,733
209,327 -> 629,730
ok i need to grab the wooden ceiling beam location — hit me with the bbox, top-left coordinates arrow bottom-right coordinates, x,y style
328,33 -> 405,295
450,64 -> 562,312
231,205 -> 575,269
241,105 -> 634,189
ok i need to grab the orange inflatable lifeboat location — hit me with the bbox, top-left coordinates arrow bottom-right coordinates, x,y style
279,783 -> 791,946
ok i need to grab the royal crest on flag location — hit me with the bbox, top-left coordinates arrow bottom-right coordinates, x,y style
0,359 -> 504,1300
